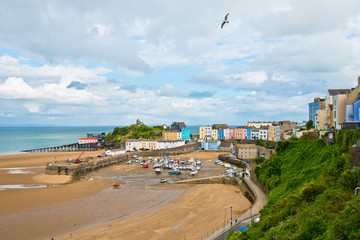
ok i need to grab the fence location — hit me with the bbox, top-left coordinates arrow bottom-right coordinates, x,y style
198,212 -> 260,240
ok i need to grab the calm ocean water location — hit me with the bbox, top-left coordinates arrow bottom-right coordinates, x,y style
0,126 -> 116,155
0,125 -> 202,155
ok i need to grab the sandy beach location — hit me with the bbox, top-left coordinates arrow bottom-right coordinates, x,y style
0,151 -> 250,240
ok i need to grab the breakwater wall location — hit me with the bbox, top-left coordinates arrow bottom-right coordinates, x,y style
218,154 -> 268,194
45,142 -> 201,176
176,176 -> 256,204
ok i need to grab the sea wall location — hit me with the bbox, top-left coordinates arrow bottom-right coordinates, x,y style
177,176 -> 256,204
218,154 -> 268,194
132,142 -> 201,158
45,142 -> 201,176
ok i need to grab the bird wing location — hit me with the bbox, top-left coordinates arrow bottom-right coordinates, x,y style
221,21 -> 225,29
224,13 -> 229,21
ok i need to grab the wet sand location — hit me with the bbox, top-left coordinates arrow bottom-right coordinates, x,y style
0,151 -> 250,240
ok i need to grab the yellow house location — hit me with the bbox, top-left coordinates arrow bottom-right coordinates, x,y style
199,126 -> 212,140
162,130 -> 179,141
211,129 -> 218,140
199,126 -> 206,140
268,125 -> 276,141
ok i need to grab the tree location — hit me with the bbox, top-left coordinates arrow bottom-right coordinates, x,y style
306,120 -> 314,130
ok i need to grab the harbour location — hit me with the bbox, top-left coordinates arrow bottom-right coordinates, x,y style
0,150 -> 253,240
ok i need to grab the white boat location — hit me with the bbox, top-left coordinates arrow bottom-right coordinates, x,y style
190,170 -> 198,176
155,168 -> 162,174
160,178 -> 167,183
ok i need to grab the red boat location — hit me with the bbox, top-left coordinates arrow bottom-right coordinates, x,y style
142,164 -> 149,168
112,183 -> 120,187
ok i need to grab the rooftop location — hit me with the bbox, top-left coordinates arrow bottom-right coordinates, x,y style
328,89 -> 351,96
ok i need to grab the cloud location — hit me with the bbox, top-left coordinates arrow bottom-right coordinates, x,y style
23,102 -> 41,113
1,1 -> 360,126
0,112 -> 15,118
189,90 -> 215,98
225,71 -> 268,86
0,77 -> 102,104
67,81 -> 87,90
157,84 -> 188,98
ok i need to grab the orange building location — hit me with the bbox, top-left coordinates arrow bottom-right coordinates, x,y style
162,130 -> 180,141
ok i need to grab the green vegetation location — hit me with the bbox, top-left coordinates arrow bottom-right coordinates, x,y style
104,124 -> 165,143
229,130 -> 360,240
306,119 -> 314,130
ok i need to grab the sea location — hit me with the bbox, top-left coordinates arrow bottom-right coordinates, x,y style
0,125 -> 201,156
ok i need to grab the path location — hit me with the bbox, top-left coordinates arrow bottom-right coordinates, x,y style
201,177 -> 268,240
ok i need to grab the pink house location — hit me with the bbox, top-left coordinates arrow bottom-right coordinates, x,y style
228,128 -> 234,139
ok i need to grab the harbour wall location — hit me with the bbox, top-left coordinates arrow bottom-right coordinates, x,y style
45,142 -> 201,176
176,176 -> 256,204
218,154 -> 268,194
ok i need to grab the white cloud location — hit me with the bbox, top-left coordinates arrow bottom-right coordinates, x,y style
0,112 -> 15,118
23,102 -> 41,113
0,1 -> 360,125
271,72 -> 293,82
0,77 -> 103,104
88,24 -> 109,37
225,71 -> 268,86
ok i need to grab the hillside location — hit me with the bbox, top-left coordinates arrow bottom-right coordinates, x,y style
104,125 -> 165,147
229,130 -> 360,240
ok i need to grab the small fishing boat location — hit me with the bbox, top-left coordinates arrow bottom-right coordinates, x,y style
142,164 -> 149,168
190,170 -> 198,176
168,170 -> 178,175
160,178 -> 167,183
112,183 -> 120,187
155,168 -> 162,174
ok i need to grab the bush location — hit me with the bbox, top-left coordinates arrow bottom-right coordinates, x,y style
229,130 -> 360,240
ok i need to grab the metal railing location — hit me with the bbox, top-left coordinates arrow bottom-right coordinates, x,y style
198,213 -> 260,240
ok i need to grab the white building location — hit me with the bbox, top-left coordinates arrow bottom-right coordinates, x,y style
259,128 -> 268,140
158,140 -> 186,149
177,132 -> 182,140
251,129 -> 259,140
125,140 -> 141,151
223,128 -> 229,140
126,140 -> 186,151
140,140 -> 158,150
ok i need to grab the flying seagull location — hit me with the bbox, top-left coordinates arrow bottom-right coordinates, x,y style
221,13 -> 229,29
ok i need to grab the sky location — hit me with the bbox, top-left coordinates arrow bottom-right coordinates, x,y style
1,0 -> 360,126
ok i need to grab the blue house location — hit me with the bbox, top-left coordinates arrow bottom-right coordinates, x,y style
353,100 -> 360,121
181,128 -> 191,140
218,129 -> 224,140
201,140 -> 221,150
309,97 -> 325,123
246,128 -> 252,140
